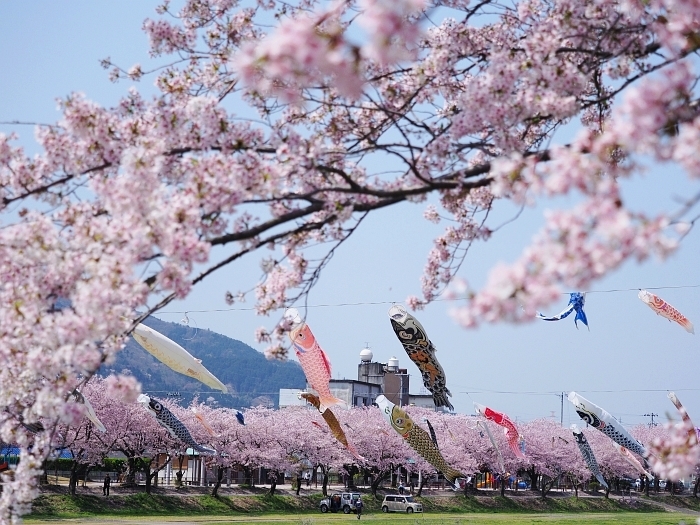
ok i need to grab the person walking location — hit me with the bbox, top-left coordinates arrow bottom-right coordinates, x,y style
103,474 -> 111,496
355,497 -> 363,520
398,481 -> 404,494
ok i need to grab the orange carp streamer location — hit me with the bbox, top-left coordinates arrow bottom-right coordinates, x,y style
286,309 -> 344,411
191,408 -> 217,437
301,392 -> 364,461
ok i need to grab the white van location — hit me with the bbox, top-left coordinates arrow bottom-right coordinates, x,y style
381,494 -> 423,513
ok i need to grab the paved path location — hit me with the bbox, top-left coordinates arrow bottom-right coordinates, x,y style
640,497 -> 700,516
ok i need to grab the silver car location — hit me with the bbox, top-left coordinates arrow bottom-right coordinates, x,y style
319,492 -> 361,514
381,494 -> 423,513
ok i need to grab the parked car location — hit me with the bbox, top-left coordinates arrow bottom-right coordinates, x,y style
381,495 -> 423,514
620,477 -> 636,489
659,479 -> 667,489
664,480 -> 685,493
319,492 -> 361,514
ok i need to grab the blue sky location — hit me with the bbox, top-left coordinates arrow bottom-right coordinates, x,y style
1,1 -> 698,427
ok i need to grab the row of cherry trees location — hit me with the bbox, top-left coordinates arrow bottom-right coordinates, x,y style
51,378 -> 672,499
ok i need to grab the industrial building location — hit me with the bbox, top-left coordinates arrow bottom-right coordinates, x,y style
280,347 -> 437,410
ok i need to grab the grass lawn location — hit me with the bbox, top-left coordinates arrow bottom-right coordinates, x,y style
25,491 -> 670,518
24,512 -> 698,525
23,489 -> 700,524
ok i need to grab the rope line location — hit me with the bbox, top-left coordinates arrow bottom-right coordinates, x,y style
156,284 -> 700,314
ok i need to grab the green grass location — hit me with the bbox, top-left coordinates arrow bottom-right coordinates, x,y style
25,512 -> 698,525
27,492 -> 665,519
28,493 -> 320,519
416,494 -> 659,513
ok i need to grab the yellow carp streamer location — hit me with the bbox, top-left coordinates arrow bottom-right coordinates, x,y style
376,395 -> 464,484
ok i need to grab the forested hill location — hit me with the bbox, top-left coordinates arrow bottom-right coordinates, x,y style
102,317 -> 306,409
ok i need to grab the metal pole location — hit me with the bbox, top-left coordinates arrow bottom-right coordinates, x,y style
560,392 -> 564,426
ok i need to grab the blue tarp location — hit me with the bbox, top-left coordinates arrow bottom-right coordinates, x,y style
0,446 -> 73,459
0,446 -> 19,457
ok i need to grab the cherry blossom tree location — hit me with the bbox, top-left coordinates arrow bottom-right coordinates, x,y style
347,406 -> 409,496
258,407 -> 315,496
187,403 -> 239,497
93,391 -> 181,494
52,377 -> 119,495
286,406 -> 348,496
2,0 -> 700,518
221,406 -> 297,494
519,419 -> 573,497
632,423 -> 677,494
54,422 -> 103,496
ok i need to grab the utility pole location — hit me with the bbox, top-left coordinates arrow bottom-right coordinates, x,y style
644,413 -> 658,427
560,392 -> 564,426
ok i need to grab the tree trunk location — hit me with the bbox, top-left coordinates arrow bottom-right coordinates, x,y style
540,474 -> 556,499
40,463 -> 48,485
417,473 -> 429,497
68,461 -> 79,496
321,466 -> 330,497
346,465 -> 358,489
268,472 -> 278,496
501,479 -> 506,497
212,466 -> 225,497
173,455 -> 185,487
371,469 -> 391,497
527,468 -> 538,493
123,457 -> 138,487
140,458 -> 153,495
295,473 -> 301,496
694,476 -> 700,497
462,475 -> 471,497
82,466 -> 91,488
137,455 -> 166,495
243,466 -> 252,486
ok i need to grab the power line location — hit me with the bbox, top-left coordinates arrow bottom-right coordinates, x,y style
144,390 -> 288,396
585,284 -> 700,294
155,284 -> 700,314
460,388 -> 700,395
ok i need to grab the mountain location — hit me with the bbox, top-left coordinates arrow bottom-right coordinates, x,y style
102,317 -> 306,409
